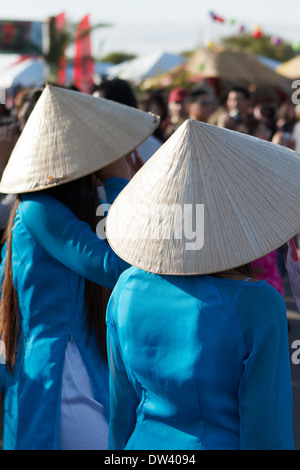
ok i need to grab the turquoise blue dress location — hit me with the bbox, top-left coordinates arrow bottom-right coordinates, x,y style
0,177 -> 129,450
106,266 -> 294,450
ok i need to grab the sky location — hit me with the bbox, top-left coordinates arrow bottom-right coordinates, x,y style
1,0 -> 300,58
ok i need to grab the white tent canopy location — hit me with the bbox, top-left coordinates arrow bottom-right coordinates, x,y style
0,51 -> 186,89
0,54 -> 46,89
106,51 -> 187,83
0,54 -> 23,71
0,54 -> 113,90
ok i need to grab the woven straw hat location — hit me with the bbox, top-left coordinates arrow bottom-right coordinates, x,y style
106,119 -> 300,275
0,84 -> 160,193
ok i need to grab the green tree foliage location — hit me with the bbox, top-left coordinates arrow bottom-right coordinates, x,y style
221,33 -> 296,62
45,17 -> 111,80
100,51 -> 137,64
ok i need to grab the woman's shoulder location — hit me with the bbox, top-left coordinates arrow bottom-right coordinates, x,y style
21,192 -> 64,208
237,278 -> 284,300
115,266 -> 152,289
18,192 -> 76,239
235,279 -> 287,335
212,274 -> 286,322
20,192 -> 73,219
112,267 -> 170,301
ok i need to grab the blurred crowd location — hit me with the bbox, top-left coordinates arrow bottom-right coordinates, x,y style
2,79 -> 300,156
1,78 -> 300,297
137,83 -> 300,150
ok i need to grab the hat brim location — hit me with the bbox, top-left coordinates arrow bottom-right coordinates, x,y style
0,85 -> 160,194
106,120 -> 300,275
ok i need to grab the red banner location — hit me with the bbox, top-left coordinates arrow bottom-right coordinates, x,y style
73,14 -> 94,93
55,13 -> 67,86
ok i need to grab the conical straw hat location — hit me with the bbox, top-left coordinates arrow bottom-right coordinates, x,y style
106,119 -> 300,275
0,84 -> 160,193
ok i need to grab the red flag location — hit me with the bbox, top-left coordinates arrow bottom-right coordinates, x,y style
55,13 -> 67,86
73,14 -> 94,93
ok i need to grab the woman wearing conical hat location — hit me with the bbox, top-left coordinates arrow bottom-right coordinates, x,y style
0,85 -> 159,450
105,119 -> 300,450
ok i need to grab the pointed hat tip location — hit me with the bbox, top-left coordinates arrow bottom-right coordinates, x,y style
178,119 -> 195,132
183,118 -> 205,128
44,83 -> 53,95
180,119 -> 205,134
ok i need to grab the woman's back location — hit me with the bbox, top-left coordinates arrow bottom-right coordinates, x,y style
107,267 -> 294,450
2,191 -> 125,449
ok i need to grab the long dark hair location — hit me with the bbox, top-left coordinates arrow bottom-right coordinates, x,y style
0,175 -> 110,371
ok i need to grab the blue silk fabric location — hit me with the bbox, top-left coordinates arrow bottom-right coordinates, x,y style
107,267 -> 294,450
0,178 -> 129,450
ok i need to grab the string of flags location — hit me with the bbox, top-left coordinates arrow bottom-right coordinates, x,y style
208,11 -> 250,35
208,11 -> 300,51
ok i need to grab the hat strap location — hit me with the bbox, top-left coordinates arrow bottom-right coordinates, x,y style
290,238 -> 299,262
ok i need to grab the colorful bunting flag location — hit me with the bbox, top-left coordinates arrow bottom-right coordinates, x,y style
73,14 -> 94,93
55,12 -> 67,86
207,11 -> 291,46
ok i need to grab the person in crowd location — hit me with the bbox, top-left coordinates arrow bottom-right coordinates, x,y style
160,86 -> 189,141
0,114 -> 20,179
0,117 -> 19,245
292,104 -> 300,154
272,128 -> 295,150
247,118 -> 291,296
93,78 -> 161,164
17,87 -> 44,131
217,86 -> 254,133
105,119 -> 299,450
0,84 -> 159,450
276,101 -> 296,135
0,104 -> 10,122
138,89 -> 169,143
8,87 -> 30,121
92,79 -> 137,108
251,251 -> 285,297
185,88 -> 214,123
0,87 -> 45,250
248,118 -> 273,141
269,101 -> 296,151
252,102 -> 277,137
